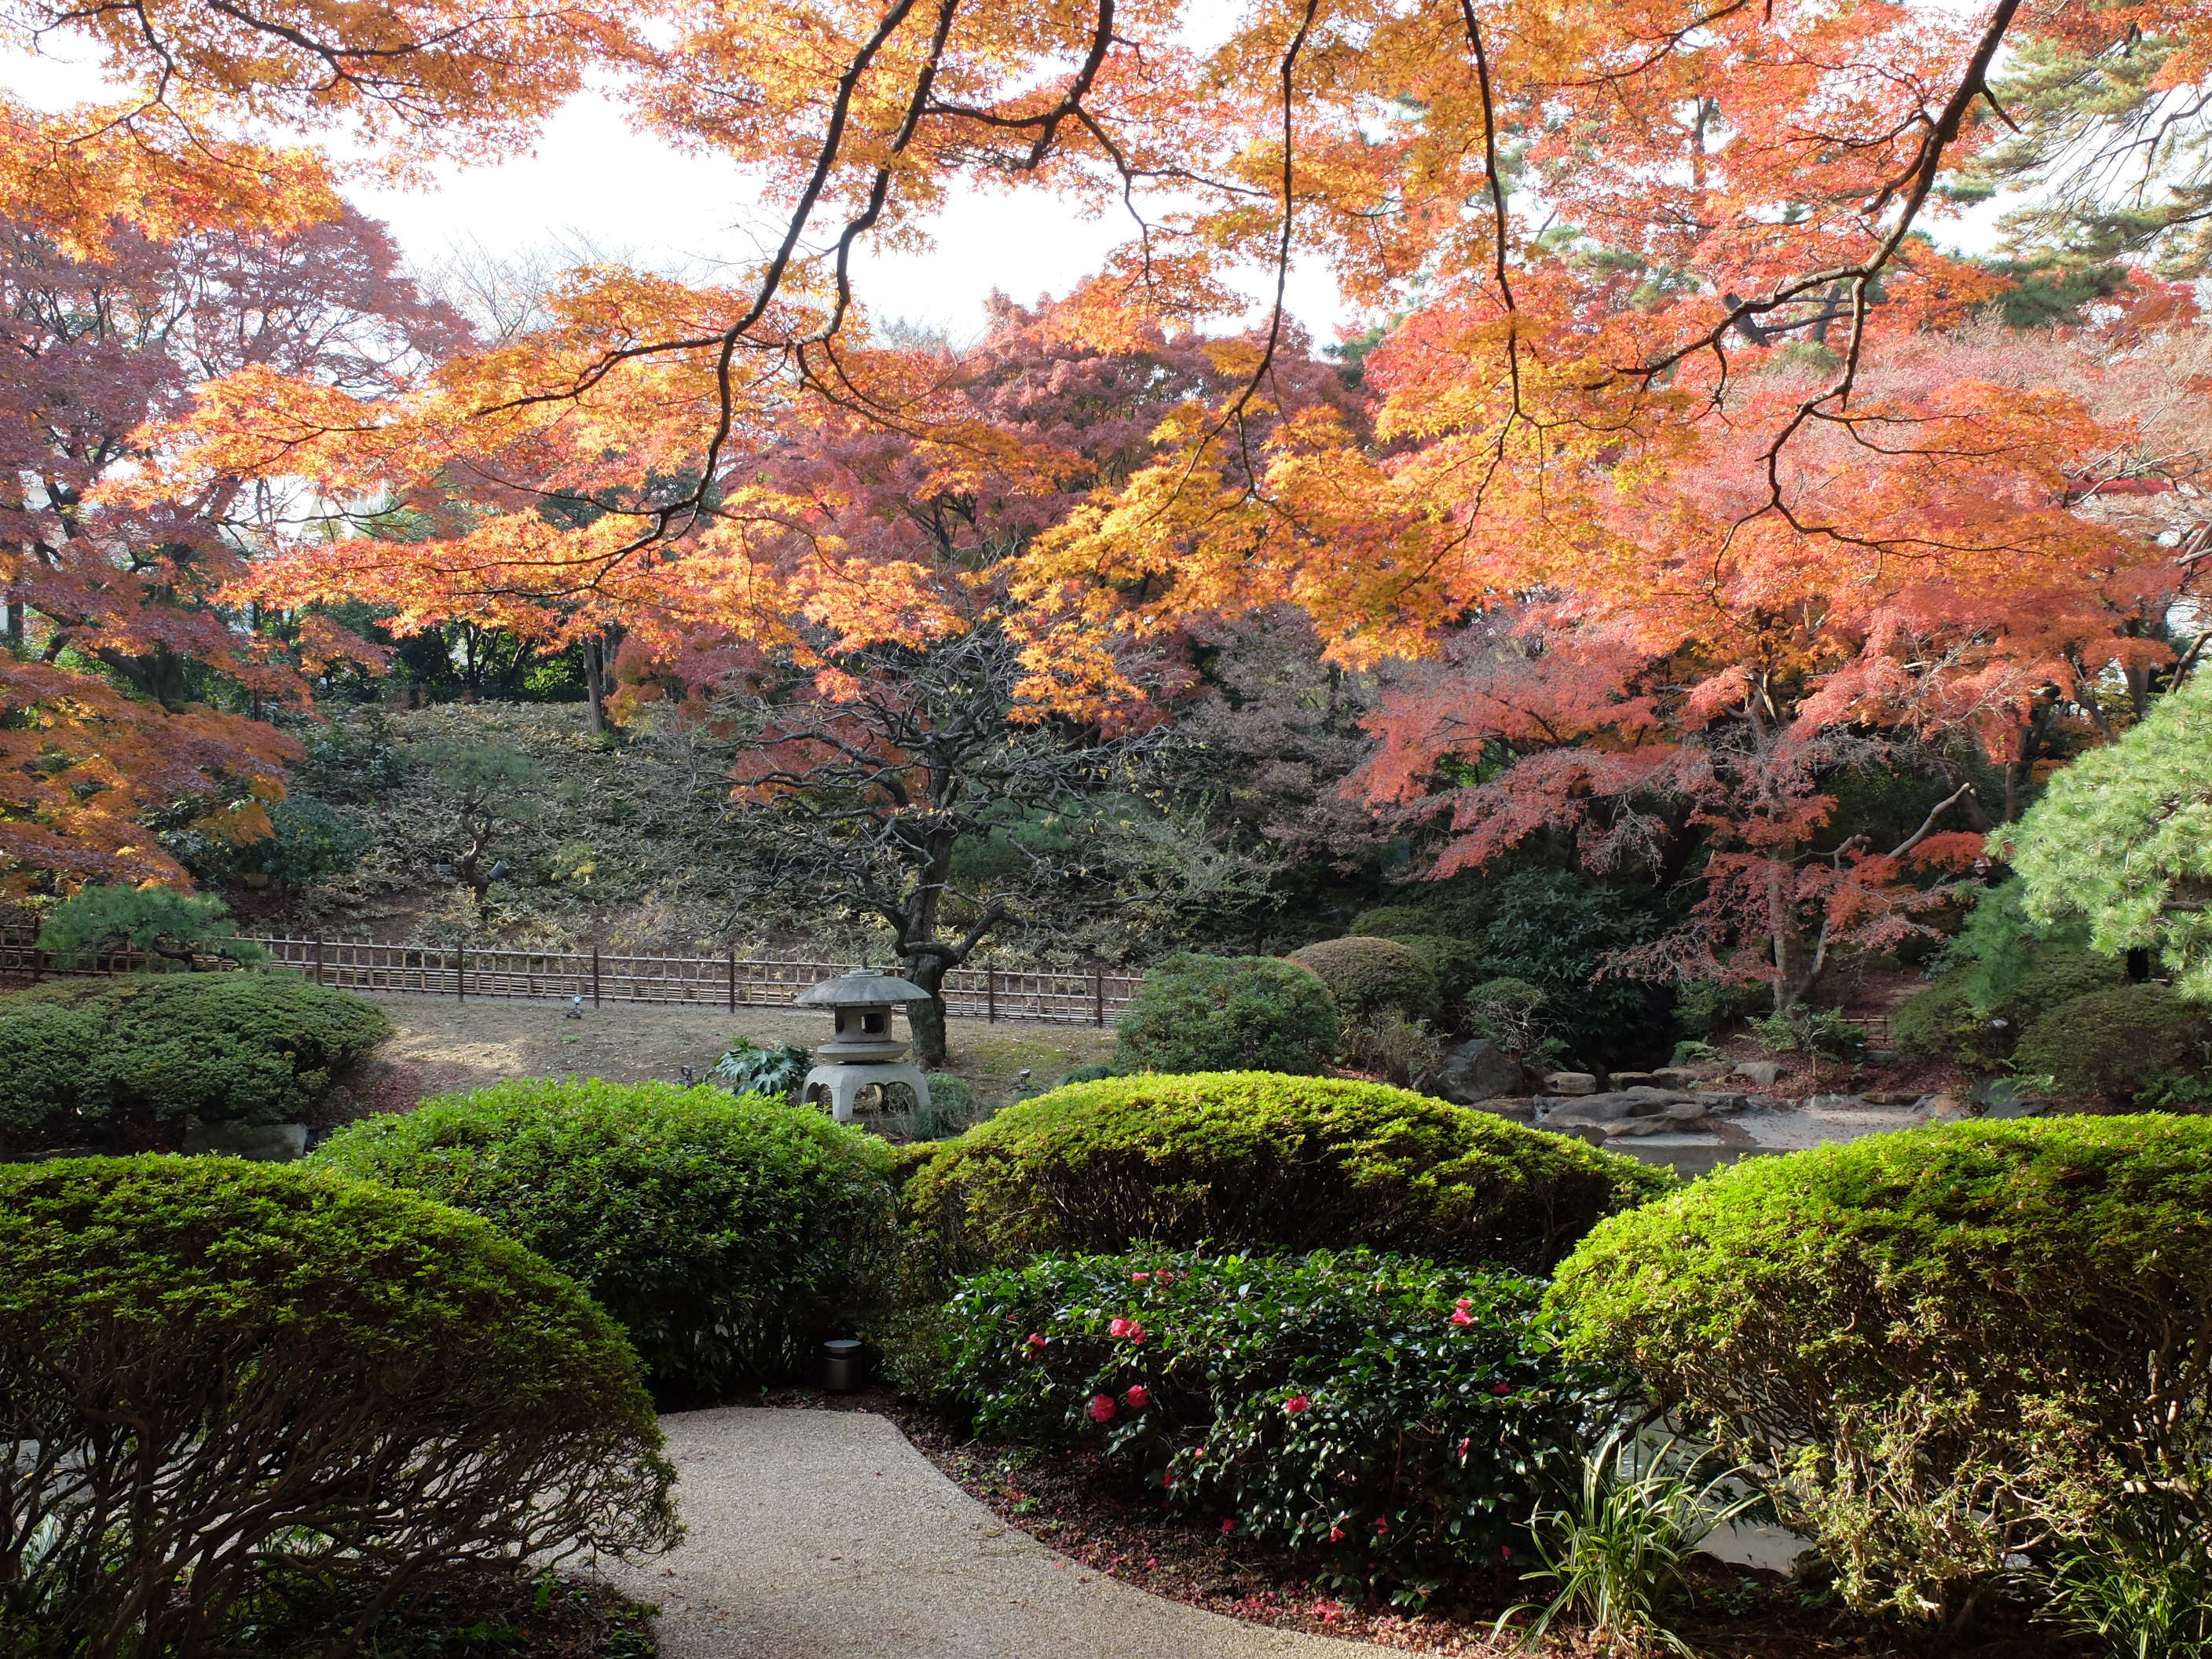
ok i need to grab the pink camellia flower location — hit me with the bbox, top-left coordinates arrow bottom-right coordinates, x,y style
1025,1333 -> 1047,1353
1284,1393 -> 1311,1415
1155,1269 -> 1177,1286
1089,1393 -> 1117,1423
1448,1308 -> 1475,1326
1328,1525 -> 1345,1544
1501,1544 -> 1514,1560
1454,1297 -> 1473,1309
1125,1384 -> 1152,1409
1221,1518 -> 1236,1536
1108,1317 -> 1131,1339
1455,1437 -> 1471,1461
1375,1516 -> 1390,1536
1131,1271 -> 1151,1282
1492,1382 -> 1511,1395
1126,1321 -> 1149,1346
1161,1469 -> 1175,1489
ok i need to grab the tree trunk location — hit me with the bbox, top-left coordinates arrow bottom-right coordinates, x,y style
902,951 -> 950,1068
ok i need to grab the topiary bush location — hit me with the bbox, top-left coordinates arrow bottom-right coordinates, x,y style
313,1078 -> 897,1397
934,1249 -> 1617,1590
1892,947 -> 2131,1074
905,1071 -> 1673,1276
2012,982 -> 2212,1101
0,972 -> 392,1136
1348,905 -> 1445,939
1285,936 -> 1441,1022
0,1156 -> 676,1655
35,884 -> 268,971
1111,953 -> 1340,1076
1550,1118 -> 2212,1622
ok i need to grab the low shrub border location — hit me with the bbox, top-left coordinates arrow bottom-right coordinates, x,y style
313,1077 -> 899,1398
932,1249 -> 1620,1594
0,1156 -> 676,1655
905,1071 -> 1673,1276
1550,1116 -> 2212,1624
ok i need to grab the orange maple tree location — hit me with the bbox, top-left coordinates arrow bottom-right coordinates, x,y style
10,0 -> 2212,991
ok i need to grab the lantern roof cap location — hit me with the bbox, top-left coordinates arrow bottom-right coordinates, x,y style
797,969 -> 931,1007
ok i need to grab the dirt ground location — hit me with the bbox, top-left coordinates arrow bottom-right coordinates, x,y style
361,991 -> 1116,1109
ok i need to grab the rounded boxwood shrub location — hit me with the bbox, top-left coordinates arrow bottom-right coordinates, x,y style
1285,936 -> 1441,1021
1111,953 -> 1340,1075
313,1079 -> 898,1396
906,1071 -> 1672,1275
0,972 -> 392,1133
2012,982 -> 2212,1101
936,1249 -> 1617,1587
1894,949 -> 2128,1071
1550,1118 -> 2212,1621
2,1156 -> 676,1652
1347,905 -> 1445,939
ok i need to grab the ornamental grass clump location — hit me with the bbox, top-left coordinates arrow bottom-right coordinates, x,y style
905,1071 -> 1672,1277
0,1157 -> 676,1659
313,1077 -> 897,1397
1550,1117 -> 2212,1626
936,1249 -> 1620,1594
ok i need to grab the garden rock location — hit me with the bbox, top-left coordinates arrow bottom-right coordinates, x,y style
1801,1093 -> 1864,1112
1734,1060 -> 1784,1087
1654,1062 -> 1729,1086
1600,1115 -> 1676,1137
1608,1071 -> 1657,1087
1542,1071 -> 1599,1095
1542,1086 -> 1708,1128
183,1122 -> 309,1161
1433,1038 -> 1523,1104
1465,1096 -> 1537,1121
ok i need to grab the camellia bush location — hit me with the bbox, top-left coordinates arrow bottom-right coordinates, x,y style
905,1072 -> 1672,1276
1111,953 -> 1341,1075
2010,983 -> 2212,1103
935,1249 -> 1618,1591
0,973 -> 392,1137
0,1157 -> 676,1657
313,1078 -> 897,1397
1550,1118 -> 2212,1623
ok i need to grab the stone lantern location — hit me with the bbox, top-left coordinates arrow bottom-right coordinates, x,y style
796,969 -> 932,1123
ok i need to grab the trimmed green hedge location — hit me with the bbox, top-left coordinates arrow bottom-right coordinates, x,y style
313,1079 -> 897,1397
0,972 -> 392,1133
1893,948 -> 2127,1071
1111,953 -> 1341,1075
906,1071 -> 1672,1276
1284,936 -> 1440,1021
936,1249 -> 1615,1586
2,1156 -> 674,1651
2012,982 -> 2212,1101
1551,1118 -> 2212,1620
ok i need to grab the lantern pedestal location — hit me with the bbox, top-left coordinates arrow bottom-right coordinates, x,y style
801,1061 -> 932,1123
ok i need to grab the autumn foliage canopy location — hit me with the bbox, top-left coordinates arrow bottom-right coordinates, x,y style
7,0 -> 2212,994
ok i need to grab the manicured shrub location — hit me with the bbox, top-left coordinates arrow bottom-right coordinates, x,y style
2012,982 -> 2212,1101
1348,905 -> 1445,939
1111,953 -> 1340,1075
1397,934 -> 1489,1007
906,1071 -> 1672,1275
35,884 -> 267,971
1889,970 -> 1979,1061
1286,936 -> 1441,1021
313,1078 -> 897,1396
1550,1118 -> 2212,1621
936,1249 -> 1617,1589
0,1156 -> 676,1654
0,972 -> 391,1133
1895,948 -> 2128,1072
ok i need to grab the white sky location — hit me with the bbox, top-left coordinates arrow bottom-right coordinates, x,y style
1,44 -> 1353,343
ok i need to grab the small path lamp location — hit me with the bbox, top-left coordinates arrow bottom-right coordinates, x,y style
796,969 -> 933,1124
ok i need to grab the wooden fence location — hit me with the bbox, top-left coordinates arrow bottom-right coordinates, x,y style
0,929 -> 1139,1026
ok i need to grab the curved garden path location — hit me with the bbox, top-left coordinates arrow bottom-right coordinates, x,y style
602,1406 -> 1390,1659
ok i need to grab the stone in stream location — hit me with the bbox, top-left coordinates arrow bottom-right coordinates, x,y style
1542,1071 -> 1599,1095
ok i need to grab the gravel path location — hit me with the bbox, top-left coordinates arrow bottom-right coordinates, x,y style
602,1406 -> 1388,1659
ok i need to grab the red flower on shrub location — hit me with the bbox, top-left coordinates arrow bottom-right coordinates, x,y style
1126,1321 -> 1148,1345
1131,1271 -> 1151,1282
1492,1382 -> 1511,1395
1448,1308 -> 1474,1326
1125,1384 -> 1151,1409
1328,1525 -> 1345,1543
1025,1333 -> 1047,1353
1284,1393 -> 1310,1415
1374,1516 -> 1390,1535
1089,1393 -> 1116,1423
1455,1437 -> 1470,1461
1108,1317 -> 1131,1338
1221,1518 -> 1236,1535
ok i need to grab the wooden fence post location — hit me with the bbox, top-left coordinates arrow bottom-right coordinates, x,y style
987,969 -> 998,1023
727,947 -> 738,1013
455,946 -> 465,1002
1094,968 -> 1105,1027
591,945 -> 602,1009
313,937 -> 325,986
